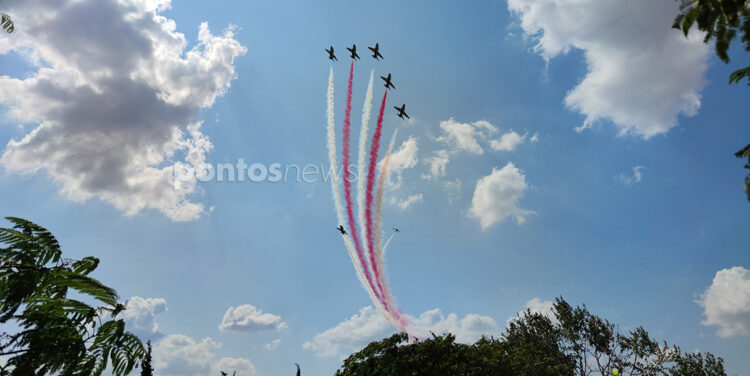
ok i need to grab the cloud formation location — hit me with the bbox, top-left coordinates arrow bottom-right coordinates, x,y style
0,0 -> 246,221
697,266 -> 750,338
490,130 -> 527,152
384,137 -> 418,188
437,118 -> 497,155
616,166 -> 645,185
123,296 -> 168,339
469,162 -> 534,229
303,306 -> 500,358
507,0 -> 709,138
391,193 -> 423,210
218,304 -> 287,332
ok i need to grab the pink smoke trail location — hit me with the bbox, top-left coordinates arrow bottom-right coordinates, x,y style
364,90 -> 388,307
341,62 -> 385,305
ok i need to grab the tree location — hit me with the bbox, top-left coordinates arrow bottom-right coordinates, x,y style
0,0 -> 13,33
334,297 -> 726,376
0,217 -> 145,375
140,341 -> 153,376
673,0 -> 750,200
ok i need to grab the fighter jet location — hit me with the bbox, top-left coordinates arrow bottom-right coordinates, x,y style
380,73 -> 395,90
325,46 -> 337,61
368,43 -> 383,60
346,44 -> 360,60
337,225 -> 347,235
393,227 -> 400,233
394,104 -> 409,119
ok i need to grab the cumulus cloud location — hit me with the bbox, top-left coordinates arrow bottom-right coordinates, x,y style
507,0 -> 709,138
0,0 -> 246,221
303,306 -> 501,358
263,339 -> 281,350
490,130 -> 527,151
469,162 -> 534,229
437,118 -> 497,155
391,193 -> 423,210
383,137 -> 418,189
530,133 -> 539,142
153,335 -> 221,376
123,296 -> 167,339
218,304 -> 287,332
697,266 -> 750,338
422,149 -> 451,180
212,357 -> 257,375
506,298 -> 556,326
616,165 -> 645,185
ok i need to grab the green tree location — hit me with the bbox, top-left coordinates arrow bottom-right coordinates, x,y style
673,0 -> 750,200
334,297 -> 727,376
0,217 -> 145,375
140,341 -> 153,376
1,0 -> 13,33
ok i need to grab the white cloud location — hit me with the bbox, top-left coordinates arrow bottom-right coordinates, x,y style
303,306 -> 500,358
153,335 -> 220,376
0,0 -> 246,221
263,339 -> 281,350
303,306 -> 391,358
384,137 -> 418,189
422,149 -> 451,180
506,298 -> 556,326
697,266 -> 750,338
490,130 -> 527,151
616,165 -> 645,185
530,133 -> 539,142
437,118 -> 497,155
508,0 -> 709,138
444,178 -> 462,203
212,357 -> 257,375
218,304 -> 287,332
123,296 -> 167,339
469,162 -> 534,229
391,193 -> 423,210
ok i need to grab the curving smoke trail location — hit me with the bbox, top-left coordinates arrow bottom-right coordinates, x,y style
327,68 -> 373,303
341,62 -> 385,305
357,72 -> 375,264
365,90 -> 388,307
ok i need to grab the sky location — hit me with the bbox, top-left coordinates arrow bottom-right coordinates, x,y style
0,0 -> 749,375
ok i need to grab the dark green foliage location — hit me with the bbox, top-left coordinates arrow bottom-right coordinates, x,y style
735,143 -> 750,201
0,217 -> 145,376
140,341 -> 153,376
335,297 -> 727,376
669,352 -> 726,375
673,0 -> 750,84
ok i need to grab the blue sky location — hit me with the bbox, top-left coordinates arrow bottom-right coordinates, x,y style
1,0 -> 749,375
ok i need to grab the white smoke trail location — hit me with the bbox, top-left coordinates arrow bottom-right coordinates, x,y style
381,232 -> 396,257
327,67 -> 371,299
357,72 -> 375,278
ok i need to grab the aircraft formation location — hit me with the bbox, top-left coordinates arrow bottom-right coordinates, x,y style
325,43 -> 409,121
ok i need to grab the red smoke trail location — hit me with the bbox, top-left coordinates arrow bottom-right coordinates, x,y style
341,62 -> 384,304
364,90 -> 388,303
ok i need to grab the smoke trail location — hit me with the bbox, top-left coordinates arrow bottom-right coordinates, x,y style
327,67 -> 370,296
341,62 -> 384,305
364,90 -> 389,308
373,130 -> 410,333
357,72 -> 375,273
381,232 -> 396,256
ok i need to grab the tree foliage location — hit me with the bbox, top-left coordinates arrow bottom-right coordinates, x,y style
0,0 -> 13,33
673,0 -> 750,201
139,341 -> 153,376
335,297 -> 727,376
0,217 -> 145,376
673,0 -> 750,84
